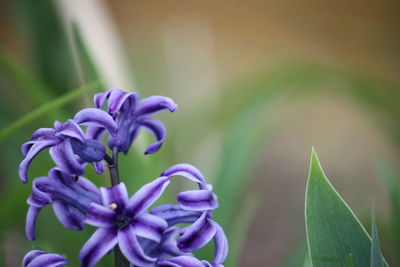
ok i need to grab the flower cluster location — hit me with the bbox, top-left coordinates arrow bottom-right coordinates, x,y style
20,89 -> 227,267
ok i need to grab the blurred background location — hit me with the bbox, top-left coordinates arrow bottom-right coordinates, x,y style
1,0 -> 400,266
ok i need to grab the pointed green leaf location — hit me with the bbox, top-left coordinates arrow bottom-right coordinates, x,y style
305,149 -> 372,266
370,205 -> 384,267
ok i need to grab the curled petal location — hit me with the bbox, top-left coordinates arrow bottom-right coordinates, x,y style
118,224 -> 156,266
85,203 -> 116,227
140,118 -> 166,155
136,96 -> 177,117
31,128 -> 56,141
25,206 -> 41,240
49,139 -> 85,176
23,250 -> 67,267
100,183 -> 129,210
19,140 -> 58,183
52,201 -> 84,230
178,190 -> 218,211
79,227 -> 118,267
178,213 -> 217,252
158,256 -> 204,267
57,120 -> 85,141
94,88 -> 139,113
161,164 -> 206,185
150,205 -> 201,226
21,141 -> 35,157
107,89 -> 139,114
125,177 -> 170,217
132,213 -> 168,242
211,221 -> 228,264
74,108 -> 118,136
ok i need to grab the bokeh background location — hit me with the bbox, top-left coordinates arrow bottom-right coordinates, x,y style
1,0 -> 400,266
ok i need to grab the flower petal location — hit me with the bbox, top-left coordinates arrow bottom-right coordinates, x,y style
125,177 -> 170,217
107,89 -> 139,114
132,213 -> 167,242
79,227 -> 118,267
85,203 -> 116,227
70,138 -> 106,162
23,250 -> 46,266
19,140 -> 58,183
177,190 -> 218,211
139,118 -> 166,155
136,96 -> 177,117
23,250 -> 67,267
161,164 -> 206,185
21,141 -> 35,156
158,256 -> 204,267
52,201 -> 84,230
150,205 -> 201,226
178,213 -> 217,252
74,108 -> 118,136
31,128 -> 56,140
118,224 -> 156,266
85,126 -> 106,140
211,221 -> 228,264
57,120 -> 85,141
25,206 -> 41,240
100,183 -> 129,210
49,139 -> 85,176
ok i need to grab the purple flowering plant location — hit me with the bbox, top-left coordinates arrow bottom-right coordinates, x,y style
20,89 -> 228,267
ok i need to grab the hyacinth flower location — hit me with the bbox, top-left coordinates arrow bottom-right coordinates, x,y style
26,168 -> 101,240
22,250 -> 68,267
94,88 -> 177,154
79,178 -> 171,267
152,164 -> 228,266
19,108 -> 117,183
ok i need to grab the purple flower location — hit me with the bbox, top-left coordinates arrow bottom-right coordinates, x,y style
157,164 -> 228,265
23,250 -> 67,267
26,168 -> 101,240
79,178 -> 170,267
94,88 -> 177,154
19,108 -> 117,183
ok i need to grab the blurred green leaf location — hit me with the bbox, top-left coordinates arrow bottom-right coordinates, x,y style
0,80 -> 100,142
0,46 -> 55,106
377,160 -> 400,258
371,204 -> 384,267
345,254 -> 354,267
306,148 -> 372,266
225,196 -> 258,267
15,0 -> 75,94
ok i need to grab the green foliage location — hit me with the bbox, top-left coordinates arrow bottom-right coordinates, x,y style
0,80 -> 100,143
371,205 -> 384,267
306,149 -> 373,266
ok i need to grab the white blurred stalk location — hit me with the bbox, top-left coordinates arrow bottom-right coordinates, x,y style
161,17 -> 221,180
54,0 -> 133,90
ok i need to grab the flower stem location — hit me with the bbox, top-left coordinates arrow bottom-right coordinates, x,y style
105,149 -> 130,267
105,148 -> 120,186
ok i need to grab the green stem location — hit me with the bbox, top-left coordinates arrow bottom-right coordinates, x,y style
106,148 -> 130,267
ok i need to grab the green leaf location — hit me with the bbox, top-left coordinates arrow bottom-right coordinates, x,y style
305,148 -> 372,266
377,160 -> 400,256
345,254 -> 354,267
0,80 -> 100,142
370,204 -> 384,267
